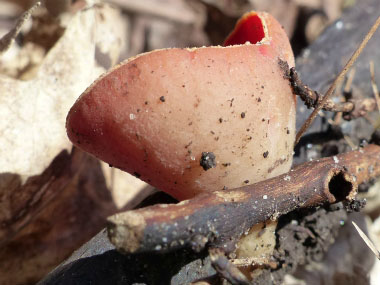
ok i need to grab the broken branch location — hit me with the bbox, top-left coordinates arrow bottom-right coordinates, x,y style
107,144 -> 380,255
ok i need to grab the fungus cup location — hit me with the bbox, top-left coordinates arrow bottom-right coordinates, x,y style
66,11 -> 296,200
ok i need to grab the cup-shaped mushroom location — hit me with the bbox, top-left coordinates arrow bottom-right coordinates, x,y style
66,11 -> 296,200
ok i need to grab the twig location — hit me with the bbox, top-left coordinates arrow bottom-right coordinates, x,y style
0,2 -> 41,54
343,135 -> 357,150
369,61 -> 380,115
344,99 -> 379,120
295,16 -> 380,144
290,68 -> 377,119
209,248 -> 250,285
333,68 -> 356,125
352,221 -> 380,260
290,68 -> 353,112
107,144 -> 380,255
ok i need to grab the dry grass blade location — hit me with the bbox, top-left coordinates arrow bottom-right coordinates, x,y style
230,257 -> 277,269
344,67 -> 356,93
370,61 -> 380,114
296,16 -> 380,144
332,68 -> 356,125
343,135 -> 356,150
352,221 -> 380,260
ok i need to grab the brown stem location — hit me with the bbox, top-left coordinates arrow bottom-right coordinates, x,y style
107,144 -> 380,255
295,16 -> 380,144
290,67 -> 377,119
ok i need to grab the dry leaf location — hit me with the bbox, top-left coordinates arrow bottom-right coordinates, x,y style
0,3 -> 151,284
0,3 -> 104,243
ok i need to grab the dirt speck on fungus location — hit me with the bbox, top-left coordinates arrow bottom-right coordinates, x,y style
277,58 -> 290,79
159,96 -> 165,102
267,157 -> 288,173
200,152 -> 217,171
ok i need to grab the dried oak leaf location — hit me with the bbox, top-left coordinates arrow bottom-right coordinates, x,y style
0,5 -> 103,242
0,4 -> 151,285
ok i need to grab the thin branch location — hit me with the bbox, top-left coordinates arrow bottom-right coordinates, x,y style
0,2 -> 41,54
290,68 -> 377,119
209,248 -> 250,285
343,135 -> 357,150
295,16 -> 380,144
107,144 -> 380,255
290,68 -> 353,112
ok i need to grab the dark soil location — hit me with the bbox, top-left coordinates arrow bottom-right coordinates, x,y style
250,204 -> 348,284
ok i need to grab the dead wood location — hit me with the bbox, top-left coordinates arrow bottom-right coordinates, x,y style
107,144 -> 380,255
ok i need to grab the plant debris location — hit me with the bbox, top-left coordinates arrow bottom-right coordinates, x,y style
199,152 -> 217,171
352,221 -> 380,260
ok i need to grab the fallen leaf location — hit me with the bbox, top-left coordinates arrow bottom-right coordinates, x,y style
0,3 -> 152,284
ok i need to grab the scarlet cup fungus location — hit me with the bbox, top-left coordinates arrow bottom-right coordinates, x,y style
66,11 -> 296,200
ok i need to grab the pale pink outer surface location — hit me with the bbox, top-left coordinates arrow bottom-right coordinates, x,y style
67,13 -> 296,200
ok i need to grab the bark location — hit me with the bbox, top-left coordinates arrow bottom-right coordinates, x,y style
108,145 -> 380,254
